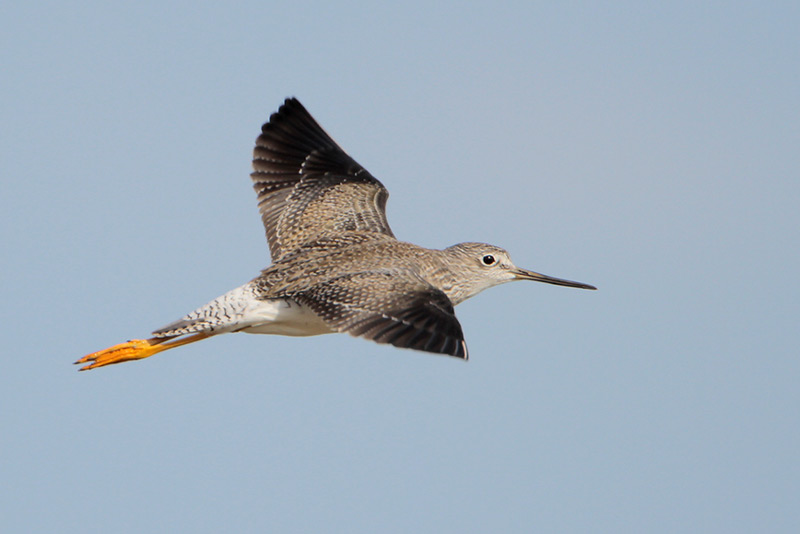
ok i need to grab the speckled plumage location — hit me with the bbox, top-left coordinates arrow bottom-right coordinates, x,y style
78,98 -> 595,370
251,99 -> 394,260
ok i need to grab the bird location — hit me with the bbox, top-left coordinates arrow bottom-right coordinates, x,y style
75,98 -> 596,371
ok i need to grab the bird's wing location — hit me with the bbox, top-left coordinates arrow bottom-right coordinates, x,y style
293,270 -> 468,359
251,98 -> 394,260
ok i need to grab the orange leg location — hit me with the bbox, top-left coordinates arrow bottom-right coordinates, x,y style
74,333 -> 210,371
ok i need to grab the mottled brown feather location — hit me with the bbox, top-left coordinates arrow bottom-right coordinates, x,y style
251,98 -> 394,260
292,270 -> 468,359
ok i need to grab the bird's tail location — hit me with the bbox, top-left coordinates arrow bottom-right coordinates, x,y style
151,283 -> 260,338
75,283 -> 259,371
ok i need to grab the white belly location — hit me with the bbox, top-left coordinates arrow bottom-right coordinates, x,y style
239,298 -> 333,337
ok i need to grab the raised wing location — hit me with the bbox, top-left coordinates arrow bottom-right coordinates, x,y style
293,270 -> 468,359
251,98 -> 394,260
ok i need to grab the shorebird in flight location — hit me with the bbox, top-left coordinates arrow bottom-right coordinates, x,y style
76,98 -> 595,371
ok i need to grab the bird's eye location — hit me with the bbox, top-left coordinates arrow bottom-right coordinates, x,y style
481,255 -> 496,266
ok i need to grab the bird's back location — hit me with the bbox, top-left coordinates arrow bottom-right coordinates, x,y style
254,233 -> 448,298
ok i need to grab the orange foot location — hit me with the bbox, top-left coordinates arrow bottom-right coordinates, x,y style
74,339 -> 165,371
75,333 -> 209,371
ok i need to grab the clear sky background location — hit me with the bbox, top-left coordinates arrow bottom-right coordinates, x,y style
2,2 -> 798,532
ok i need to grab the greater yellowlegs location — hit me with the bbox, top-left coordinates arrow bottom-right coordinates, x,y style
76,98 -> 595,371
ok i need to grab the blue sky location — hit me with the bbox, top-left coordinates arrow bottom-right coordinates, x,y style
2,2 -> 799,532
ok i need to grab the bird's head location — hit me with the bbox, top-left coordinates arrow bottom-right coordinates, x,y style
440,242 -> 596,304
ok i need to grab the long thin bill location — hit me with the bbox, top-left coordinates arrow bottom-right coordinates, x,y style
513,268 -> 597,290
